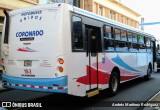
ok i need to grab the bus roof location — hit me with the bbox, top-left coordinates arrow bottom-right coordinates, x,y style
8,3 -> 61,16
73,6 -> 156,40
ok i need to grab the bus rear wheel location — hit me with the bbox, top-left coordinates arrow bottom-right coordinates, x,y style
109,71 -> 120,96
144,65 -> 152,81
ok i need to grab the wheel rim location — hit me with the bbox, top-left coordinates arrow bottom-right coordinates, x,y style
111,76 -> 118,92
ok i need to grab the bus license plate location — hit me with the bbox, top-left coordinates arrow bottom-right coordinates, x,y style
24,60 -> 32,67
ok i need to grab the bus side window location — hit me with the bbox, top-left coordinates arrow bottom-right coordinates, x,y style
150,38 -> 154,53
146,37 -> 151,52
104,25 -> 113,39
130,43 -> 139,52
128,32 -> 132,42
104,39 -> 114,51
72,16 -> 83,50
138,35 -> 144,44
121,30 -> 127,41
115,41 -> 128,52
138,35 -> 146,52
128,42 -> 132,49
129,34 -> 139,52
115,29 -> 128,52
103,25 -> 114,51
115,28 -> 121,40
132,33 -> 138,43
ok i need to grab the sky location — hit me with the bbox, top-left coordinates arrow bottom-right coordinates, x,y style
122,0 -> 160,40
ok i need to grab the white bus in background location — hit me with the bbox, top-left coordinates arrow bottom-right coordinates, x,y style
1,3 -> 157,97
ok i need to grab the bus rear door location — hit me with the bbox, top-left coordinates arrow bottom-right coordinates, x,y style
85,26 -> 101,97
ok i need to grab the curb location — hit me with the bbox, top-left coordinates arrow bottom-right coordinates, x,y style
143,91 -> 160,110
148,91 -> 160,102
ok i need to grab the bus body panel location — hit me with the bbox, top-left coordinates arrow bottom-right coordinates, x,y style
1,3 -> 157,97
68,51 -> 150,96
2,4 -> 66,79
2,4 -> 71,94
66,53 -> 88,96
100,53 -> 141,83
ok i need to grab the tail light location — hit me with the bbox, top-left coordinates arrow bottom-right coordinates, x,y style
58,58 -> 64,64
58,66 -> 63,73
56,58 -> 64,74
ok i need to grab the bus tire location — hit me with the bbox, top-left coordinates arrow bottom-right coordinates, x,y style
109,71 -> 120,96
144,65 -> 152,81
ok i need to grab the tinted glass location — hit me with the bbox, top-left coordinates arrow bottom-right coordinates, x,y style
72,16 -> 83,50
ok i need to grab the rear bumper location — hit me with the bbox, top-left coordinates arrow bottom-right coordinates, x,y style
2,74 -> 68,93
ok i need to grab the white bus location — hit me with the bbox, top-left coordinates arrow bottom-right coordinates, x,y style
1,3 -> 157,97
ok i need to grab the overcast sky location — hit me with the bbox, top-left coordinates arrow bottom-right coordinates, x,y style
122,0 -> 160,40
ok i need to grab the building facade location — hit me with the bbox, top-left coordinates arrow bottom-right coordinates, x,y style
41,0 -> 140,29
91,0 -> 140,28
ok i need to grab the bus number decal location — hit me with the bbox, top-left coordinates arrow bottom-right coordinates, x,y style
24,69 -> 32,74
21,69 -> 35,77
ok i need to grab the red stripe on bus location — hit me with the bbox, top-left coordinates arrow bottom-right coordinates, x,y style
39,86 -> 43,89
58,87 -> 63,90
31,85 -> 35,88
15,84 -> 19,86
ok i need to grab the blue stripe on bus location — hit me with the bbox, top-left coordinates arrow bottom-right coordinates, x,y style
2,74 -> 68,93
111,55 -> 140,72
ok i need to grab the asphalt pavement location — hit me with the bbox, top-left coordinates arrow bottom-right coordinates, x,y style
0,80 -> 3,89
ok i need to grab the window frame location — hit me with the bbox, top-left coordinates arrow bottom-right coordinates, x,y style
114,28 -> 128,52
103,25 -> 114,51
146,37 -> 151,52
132,33 -> 138,43
103,25 -> 113,39
72,15 -> 84,52
138,34 -> 144,44
121,30 -> 127,41
102,25 -> 154,53
128,32 -> 133,42
115,28 -> 121,40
